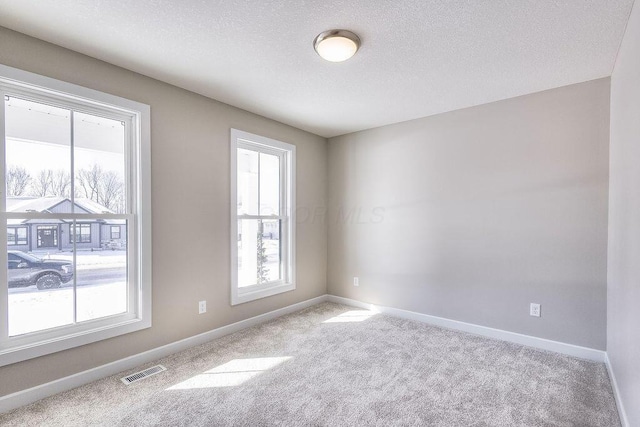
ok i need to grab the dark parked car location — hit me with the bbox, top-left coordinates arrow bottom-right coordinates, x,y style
8,250 -> 73,290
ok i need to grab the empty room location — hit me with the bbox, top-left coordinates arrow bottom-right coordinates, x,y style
0,1 -> 639,426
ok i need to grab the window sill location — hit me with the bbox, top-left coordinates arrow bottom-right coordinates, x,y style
231,282 -> 295,305
0,316 -> 151,367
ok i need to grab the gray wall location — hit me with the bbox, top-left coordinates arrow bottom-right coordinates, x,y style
328,79 -> 610,350
608,0 -> 640,424
0,27 -> 327,396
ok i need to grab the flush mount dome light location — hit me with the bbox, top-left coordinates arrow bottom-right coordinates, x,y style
313,30 -> 361,62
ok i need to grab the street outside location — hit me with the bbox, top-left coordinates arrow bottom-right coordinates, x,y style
8,249 -> 127,336
8,249 -> 126,294
8,242 -> 281,337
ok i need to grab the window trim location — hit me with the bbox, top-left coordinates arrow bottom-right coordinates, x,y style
0,64 -> 152,367
230,129 -> 296,305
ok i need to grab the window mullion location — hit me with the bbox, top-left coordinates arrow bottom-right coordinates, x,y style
70,111 -> 77,325
125,118 -> 136,317
0,92 -> 6,215
70,110 -> 75,210
281,151 -> 287,282
238,214 -> 284,221
257,151 -> 261,216
0,91 -> 8,343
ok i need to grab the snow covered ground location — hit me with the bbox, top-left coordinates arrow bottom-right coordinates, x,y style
8,249 -> 127,337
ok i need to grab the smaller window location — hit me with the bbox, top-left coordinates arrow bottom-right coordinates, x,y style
110,225 -> 121,240
70,223 -> 91,243
7,227 -> 27,245
230,129 -> 296,305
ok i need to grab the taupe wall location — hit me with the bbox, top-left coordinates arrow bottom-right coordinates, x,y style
0,27 -> 327,396
328,79 -> 610,350
608,0 -> 640,424
0,21 -> 623,403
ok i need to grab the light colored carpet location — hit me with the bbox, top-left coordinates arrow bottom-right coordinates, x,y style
0,302 -> 620,426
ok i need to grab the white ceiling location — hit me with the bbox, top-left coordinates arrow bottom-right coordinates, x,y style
0,1 -> 634,138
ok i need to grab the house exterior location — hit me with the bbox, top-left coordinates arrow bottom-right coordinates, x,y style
6,197 -> 126,252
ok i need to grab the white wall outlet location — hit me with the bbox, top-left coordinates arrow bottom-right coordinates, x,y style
353,277 -> 359,287
530,303 -> 541,317
198,300 -> 207,314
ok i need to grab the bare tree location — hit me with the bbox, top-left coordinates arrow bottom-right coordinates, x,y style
99,171 -> 124,212
31,170 -> 54,197
76,163 -> 124,213
6,166 -> 32,196
50,169 -> 71,197
29,169 -> 71,197
76,164 -> 101,201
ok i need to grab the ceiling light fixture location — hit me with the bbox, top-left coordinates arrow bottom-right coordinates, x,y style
313,30 -> 361,62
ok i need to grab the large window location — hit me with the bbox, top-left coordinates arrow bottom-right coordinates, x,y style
0,64 -> 151,366
230,129 -> 295,305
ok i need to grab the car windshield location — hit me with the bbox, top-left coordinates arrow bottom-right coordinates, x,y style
12,252 -> 42,263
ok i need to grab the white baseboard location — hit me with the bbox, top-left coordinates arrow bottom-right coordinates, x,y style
0,295 -> 328,414
605,353 -> 629,427
1,294 -> 612,415
326,295 -> 606,362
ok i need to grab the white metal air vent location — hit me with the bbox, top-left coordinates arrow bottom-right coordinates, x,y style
121,365 -> 167,385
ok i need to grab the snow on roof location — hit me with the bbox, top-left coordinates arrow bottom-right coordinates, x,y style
6,196 -> 66,213
6,196 -> 113,214
74,198 -> 115,214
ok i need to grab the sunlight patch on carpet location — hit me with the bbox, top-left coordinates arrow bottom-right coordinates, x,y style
322,310 -> 378,323
166,357 -> 292,390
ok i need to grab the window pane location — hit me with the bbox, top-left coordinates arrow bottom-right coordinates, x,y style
237,219 -> 258,288
70,223 -> 92,244
74,111 -> 126,214
237,148 -> 258,216
76,220 -> 127,322
261,219 -> 281,282
237,219 -> 281,287
7,220 -> 74,336
259,153 -> 280,216
110,225 -> 121,240
4,96 -> 71,205
7,228 -> 16,245
17,227 -> 27,244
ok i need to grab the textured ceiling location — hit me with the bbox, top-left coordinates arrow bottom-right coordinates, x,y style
0,1 -> 635,138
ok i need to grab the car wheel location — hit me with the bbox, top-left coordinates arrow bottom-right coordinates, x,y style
36,273 -> 62,290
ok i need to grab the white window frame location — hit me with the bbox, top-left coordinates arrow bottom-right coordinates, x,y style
0,64 -> 152,367
230,129 -> 295,305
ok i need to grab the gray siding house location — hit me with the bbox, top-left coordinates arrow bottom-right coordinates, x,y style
6,197 -> 125,252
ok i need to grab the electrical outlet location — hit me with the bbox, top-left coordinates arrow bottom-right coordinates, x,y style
353,277 -> 359,287
198,300 -> 207,314
530,303 -> 541,317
